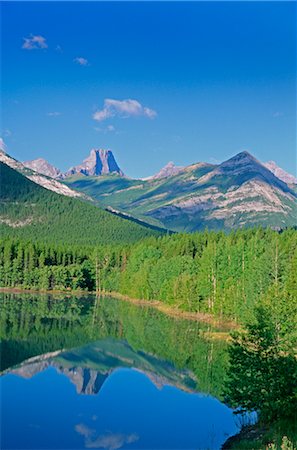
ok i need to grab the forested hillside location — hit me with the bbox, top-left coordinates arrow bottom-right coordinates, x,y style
0,162 -> 164,245
1,228 -> 296,323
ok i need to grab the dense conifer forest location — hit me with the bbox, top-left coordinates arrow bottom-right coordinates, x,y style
0,162 -> 164,245
1,227 -> 296,323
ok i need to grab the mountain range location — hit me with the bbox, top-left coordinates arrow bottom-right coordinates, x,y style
64,149 -> 297,232
22,148 -> 297,186
23,148 -> 124,179
0,151 -> 165,245
1,147 -> 297,233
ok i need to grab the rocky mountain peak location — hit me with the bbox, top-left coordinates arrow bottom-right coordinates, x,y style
23,158 -> 63,179
150,161 -> 184,180
65,148 -> 124,177
220,150 -> 258,168
264,161 -> 297,185
197,150 -> 295,198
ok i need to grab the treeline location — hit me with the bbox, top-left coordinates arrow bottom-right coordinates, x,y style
1,227 -> 296,322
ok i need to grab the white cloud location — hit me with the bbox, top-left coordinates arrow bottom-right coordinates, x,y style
86,433 -> 139,450
75,424 -> 139,450
93,109 -> 112,121
22,35 -> 48,50
75,424 -> 94,439
47,112 -> 61,117
93,98 -> 157,122
74,57 -> 89,66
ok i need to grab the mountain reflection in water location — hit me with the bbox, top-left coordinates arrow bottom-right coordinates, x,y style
0,293 -> 251,449
9,338 -> 197,395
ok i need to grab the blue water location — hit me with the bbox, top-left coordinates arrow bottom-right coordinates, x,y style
0,293 -> 251,449
1,362 -> 240,449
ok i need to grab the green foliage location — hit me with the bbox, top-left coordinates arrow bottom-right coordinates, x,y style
268,436 -> 296,450
225,298 -> 297,424
1,228 -> 296,323
225,422 -> 297,450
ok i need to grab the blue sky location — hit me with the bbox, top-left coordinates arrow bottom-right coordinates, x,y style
1,1 -> 296,178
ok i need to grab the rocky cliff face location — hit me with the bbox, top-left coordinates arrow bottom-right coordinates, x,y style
23,158 -> 63,179
65,149 -> 124,177
56,366 -> 109,395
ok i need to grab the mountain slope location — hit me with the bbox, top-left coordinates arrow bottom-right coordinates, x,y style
65,152 -> 297,232
0,162 -> 164,245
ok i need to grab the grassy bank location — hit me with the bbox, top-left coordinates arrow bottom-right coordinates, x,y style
0,287 -> 236,333
223,420 -> 297,449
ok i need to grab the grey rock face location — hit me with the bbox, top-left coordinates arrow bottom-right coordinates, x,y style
58,367 -> 109,395
23,158 -> 63,179
65,149 -> 124,177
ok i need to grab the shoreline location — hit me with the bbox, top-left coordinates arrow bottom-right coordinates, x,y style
0,287 -> 237,332
222,424 -> 268,449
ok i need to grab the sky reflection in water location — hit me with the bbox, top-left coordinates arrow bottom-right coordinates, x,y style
2,344 -> 241,450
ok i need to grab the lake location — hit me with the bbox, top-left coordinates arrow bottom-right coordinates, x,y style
0,293 -> 252,449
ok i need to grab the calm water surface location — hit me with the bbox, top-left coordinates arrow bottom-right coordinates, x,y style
0,293 -> 249,449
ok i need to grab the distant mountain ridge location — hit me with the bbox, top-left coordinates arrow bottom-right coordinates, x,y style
22,148 -> 296,187
65,150 -> 297,232
23,149 -> 124,179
